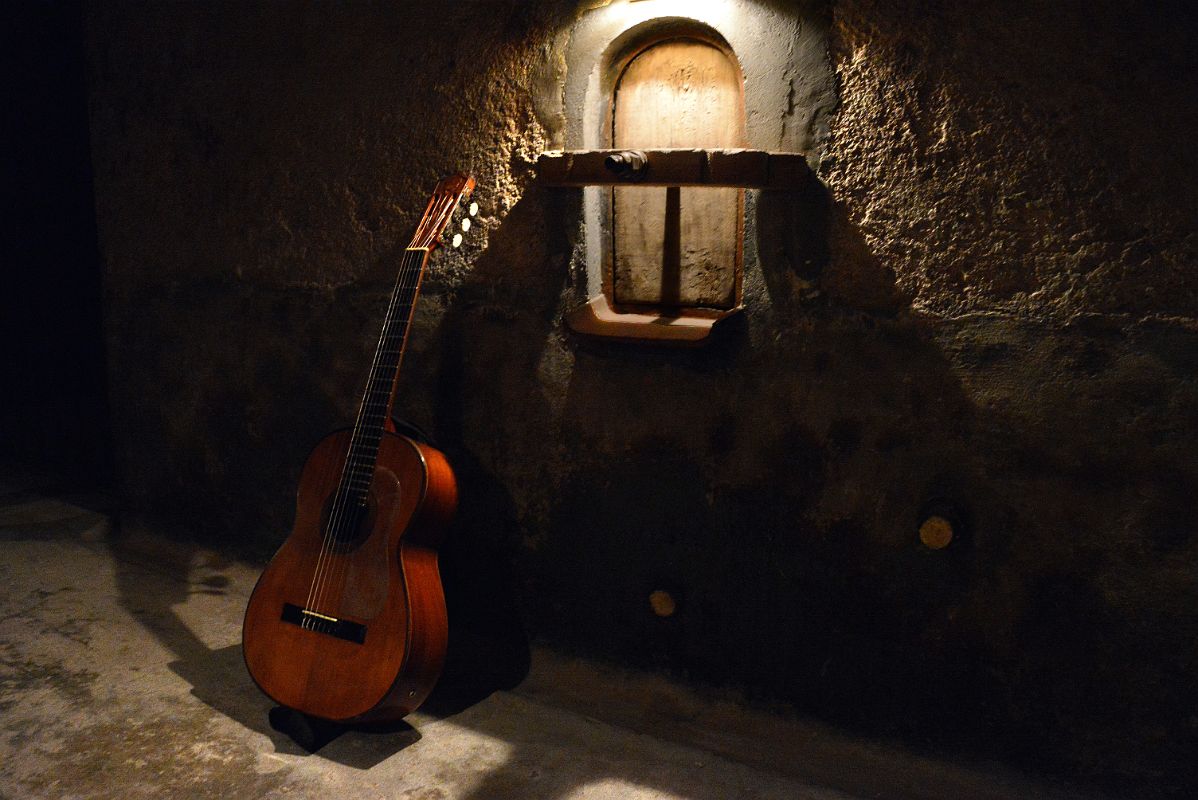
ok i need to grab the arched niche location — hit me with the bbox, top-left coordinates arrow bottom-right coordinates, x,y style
547,6 -> 832,343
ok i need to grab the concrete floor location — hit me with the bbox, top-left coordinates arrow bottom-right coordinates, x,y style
0,474 -> 1101,800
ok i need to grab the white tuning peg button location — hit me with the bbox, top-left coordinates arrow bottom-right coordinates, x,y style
460,218 -> 471,232
451,233 -> 463,248
468,201 -> 479,217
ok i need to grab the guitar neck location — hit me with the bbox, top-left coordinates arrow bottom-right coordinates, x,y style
341,246 -> 431,498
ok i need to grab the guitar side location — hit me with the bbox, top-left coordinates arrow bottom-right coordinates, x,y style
242,430 -> 456,723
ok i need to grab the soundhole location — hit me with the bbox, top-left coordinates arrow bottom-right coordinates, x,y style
319,490 -> 377,552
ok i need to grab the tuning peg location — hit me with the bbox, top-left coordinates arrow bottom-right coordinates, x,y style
468,201 -> 479,217
460,218 -> 471,232
451,233 -> 463,248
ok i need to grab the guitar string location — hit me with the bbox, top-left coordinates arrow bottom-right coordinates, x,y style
311,195 -> 453,619
304,244 -> 425,622
312,194 -> 457,618
304,243 -> 420,624
304,245 -> 423,623
308,191 -> 452,613
312,249 -> 422,617
305,194 -> 458,624
318,246 -> 430,614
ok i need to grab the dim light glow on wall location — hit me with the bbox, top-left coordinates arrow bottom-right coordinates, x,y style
570,0 -> 765,298
590,0 -> 744,33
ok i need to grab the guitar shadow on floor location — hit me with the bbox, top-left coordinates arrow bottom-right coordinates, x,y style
108,506 -> 529,768
163,639 -> 423,768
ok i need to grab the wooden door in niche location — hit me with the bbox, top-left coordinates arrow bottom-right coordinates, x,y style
612,38 -> 745,310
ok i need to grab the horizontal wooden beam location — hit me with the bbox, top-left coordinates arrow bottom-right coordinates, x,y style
537,148 -> 813,189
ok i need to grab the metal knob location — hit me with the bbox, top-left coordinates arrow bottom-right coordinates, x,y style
604,150 -> 648,180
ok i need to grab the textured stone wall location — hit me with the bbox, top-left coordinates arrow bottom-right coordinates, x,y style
88,1 -> 1197,793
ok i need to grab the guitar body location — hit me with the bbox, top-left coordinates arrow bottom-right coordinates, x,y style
243,429 -> 456,722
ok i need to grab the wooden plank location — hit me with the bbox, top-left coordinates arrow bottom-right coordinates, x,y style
709,149 -> 768,185
537,149 -> 811,188
613,39 -> 743,309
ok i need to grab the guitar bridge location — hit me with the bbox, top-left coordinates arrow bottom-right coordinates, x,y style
281,602 -> 367,644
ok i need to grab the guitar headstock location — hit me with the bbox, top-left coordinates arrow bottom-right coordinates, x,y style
408,173 -> 477,251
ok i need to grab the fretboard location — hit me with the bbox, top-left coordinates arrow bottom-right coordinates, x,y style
339,247 -> 430,502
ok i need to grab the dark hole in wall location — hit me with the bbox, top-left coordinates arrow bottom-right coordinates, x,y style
1,0 -> 112,489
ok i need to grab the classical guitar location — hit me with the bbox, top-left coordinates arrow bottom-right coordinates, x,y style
243,174 -> 476,722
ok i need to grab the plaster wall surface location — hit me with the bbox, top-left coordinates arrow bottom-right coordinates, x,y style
87,1 -> 1198,794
